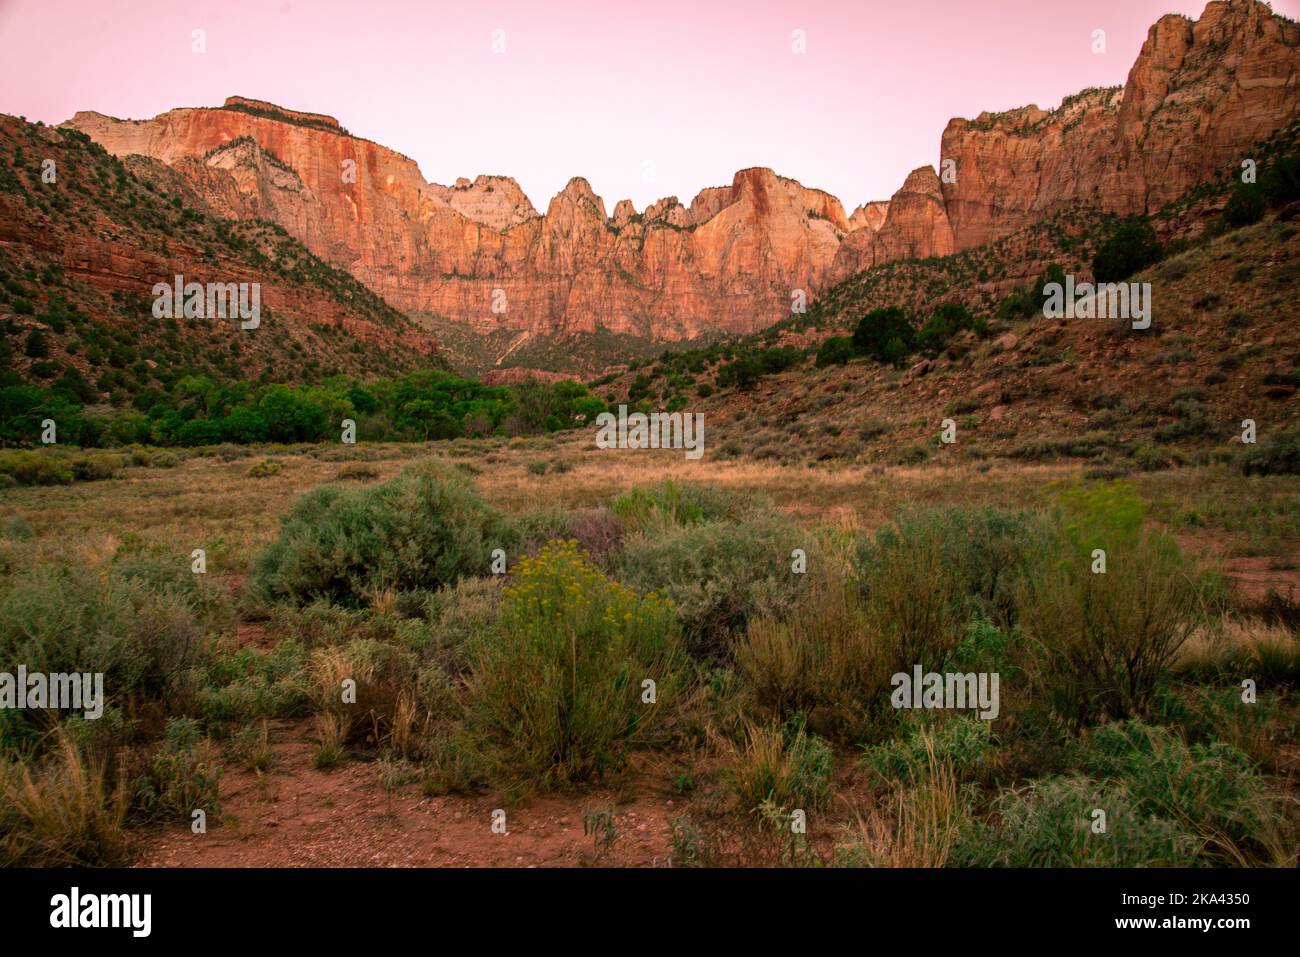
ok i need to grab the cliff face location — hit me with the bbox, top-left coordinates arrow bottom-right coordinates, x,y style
831,167 -> 954,280
941,0 -> 1300,251
67,100 -> 857,341
0,115 -> 442,398
62,0 -> 1300,347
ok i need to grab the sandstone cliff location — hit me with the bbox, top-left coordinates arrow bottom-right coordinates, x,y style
67,99 -> 854,342
62,0 -> 1300,350
831,167 -> 955,279
941,0 -> 1299,250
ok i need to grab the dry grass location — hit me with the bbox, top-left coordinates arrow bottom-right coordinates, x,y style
719,720 -> 832,813
1,437 -> 1293,578
843,733 -> 964,867
738,581 -> 886,740
1176,615 -> 1300,681
0,733 -> 130,867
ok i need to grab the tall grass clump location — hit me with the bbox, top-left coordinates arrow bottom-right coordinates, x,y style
856,522 -> 968,677
611,481 -> 769,535
723,716 -> 833,813
135,717 -> 223,822
248,459 -> 515,608
854,506 -> 1052,630
737,581 -> 887,741
308,638 -> 422,754
843,731 -> 966,867
0,733 -> 130,866
467,541 -> 684,795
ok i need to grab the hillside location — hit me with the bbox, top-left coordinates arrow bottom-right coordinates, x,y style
0,115 -> 444,419
593,175 -> 1300,471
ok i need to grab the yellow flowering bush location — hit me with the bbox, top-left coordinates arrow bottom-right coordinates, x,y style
468,540 -> 683,793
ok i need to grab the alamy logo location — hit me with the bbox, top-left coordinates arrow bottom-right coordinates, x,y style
1042,274 -> 1151,330
0,667 -> 104,720
50,887 -> 151,937
890,666 -> 1000,720
595,404 -> 705,460
152,274 -> 261,329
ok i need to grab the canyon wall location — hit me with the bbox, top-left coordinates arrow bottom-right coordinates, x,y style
64,0 -> 1299,348
941,0 -> 1300,250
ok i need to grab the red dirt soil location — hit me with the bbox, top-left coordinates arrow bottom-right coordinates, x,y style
134,719 -> 682,868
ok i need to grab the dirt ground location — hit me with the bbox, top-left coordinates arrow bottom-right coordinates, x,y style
135,718 -> 685,868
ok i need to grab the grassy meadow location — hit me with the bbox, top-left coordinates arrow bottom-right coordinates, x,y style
0,437 -> 1297,867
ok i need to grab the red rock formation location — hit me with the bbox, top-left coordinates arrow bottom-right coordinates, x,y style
62,0 -> 1299,349
831,167 -> 954,279
0,116 -> 441,391
847,201 -> 890,233
941,0 -> 1300,251
68,101 -> 854,342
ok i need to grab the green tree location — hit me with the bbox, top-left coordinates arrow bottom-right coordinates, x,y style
23,329 -> 48,359
815,336 -> 854,367
1092,219 -> 1162,283
852,306 -> 915,364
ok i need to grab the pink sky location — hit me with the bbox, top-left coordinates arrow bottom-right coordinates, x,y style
1,0 -> 1297,213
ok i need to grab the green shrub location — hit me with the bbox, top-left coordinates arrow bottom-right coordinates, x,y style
248,459 -> 514,607
1154,683 -> 1286,769
852,306 -> 915,364
0,450 -> 73,486
890,441 -> 932,467
466,541 -> 684,794
1223,183 -> 1265,228
0,559 -> 216,726
815,336 -> 854,367
1264,153 -> 1300,206
953,775 -> 1202,866
226,721 -> 273,773
1092,218 -> 1162,283
1238,423 -> 1300,476
195,641 -> 310,725
862,716 -> 994,784
855,507 -> 1053,631
135,717 -> 222,822
69,454 -> 122,482
617,514 -> 804,659
916,302 -> 987,358
1075,720 -> 1292,865
1017,485 -> 1209,725
413,576 -> 504,673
